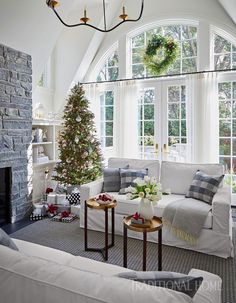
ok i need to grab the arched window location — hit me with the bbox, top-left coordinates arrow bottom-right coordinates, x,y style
131,24 -> 198,78
214,34 -> 236,70
97,50 -> 119,82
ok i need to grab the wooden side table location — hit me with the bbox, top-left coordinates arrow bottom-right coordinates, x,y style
123,215 -> 162,271
84,198 -> 117,261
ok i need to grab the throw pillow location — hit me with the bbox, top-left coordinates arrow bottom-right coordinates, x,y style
119,168 -> 148,195
116,271 -> 203,298
186,170 -> 224,204
0,228 -> 19,251
103,165 -> 129,192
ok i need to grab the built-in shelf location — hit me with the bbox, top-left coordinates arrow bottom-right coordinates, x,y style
32,142 -> 53,146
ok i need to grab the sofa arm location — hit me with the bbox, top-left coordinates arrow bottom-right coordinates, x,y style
189,269 -> 222,303
80,178 -> 104,205
212,184 -> 231,234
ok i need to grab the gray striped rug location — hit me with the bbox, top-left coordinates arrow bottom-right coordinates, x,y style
11,219 -> 236,303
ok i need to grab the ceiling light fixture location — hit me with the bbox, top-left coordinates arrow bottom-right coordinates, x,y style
46,0 -> 144,33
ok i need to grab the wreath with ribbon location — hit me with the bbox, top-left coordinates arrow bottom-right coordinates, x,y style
143,35 -> 179,76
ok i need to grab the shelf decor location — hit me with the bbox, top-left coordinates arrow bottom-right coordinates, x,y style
143,35 -> 179,76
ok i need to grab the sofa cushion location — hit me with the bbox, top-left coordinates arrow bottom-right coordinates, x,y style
117,271 -> 203,298
108,193 -> 213,229
186,171 -> 224,204
0,228 -> 18,251
103,166 -> 129,192
119,168 -> 148,194
108,158 -> 160,180
161,161 -> 224,195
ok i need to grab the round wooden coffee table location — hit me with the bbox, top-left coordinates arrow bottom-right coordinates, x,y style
84,198 -> 117,261
123,215 -> 162,271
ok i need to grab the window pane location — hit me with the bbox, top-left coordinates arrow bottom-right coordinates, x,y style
144,121 -> 154,136
138,105 -> 143,120
105,107 -> 113,120
166,59 -> 181,75
144,104 -> 154,120
139,121 -> 143,136
219,138 -> 231,155
132,48 -> 143,64
181,86 -> 186,102
233,158 -> 236,174
169,120 -> 180,136
233,120 -> 236,137
106,137 -> 113,147
132,33 -> 145,48
163,25 -> 181,40
105,91 -> 114,105
181,103 -> 186,119
219,157 -> 231,173
146,28 -> 162,41
233,101 -> 236,118
97,68 -> 106,82
107,67 -> 118,81
182,26 -> 197,39
182,58 -> 197,72
105,122 -> 113,136
182,40 -> 197,58
169,137 -> 180,146
144,89 -> 155,103
219,120 -> 231,137
233,138 -> 236,156
219,101 -> 231,118
181,120 -> 187,136
168,103 -> 180,119
233,82 -> 236,99
218,82 -> 231,100
132,64 -> 145,78
144,136 -> 154,146
168,86 -> 180,102
214,35 -> 231,53
214,54 -> 231,70
108,51 -> 118,67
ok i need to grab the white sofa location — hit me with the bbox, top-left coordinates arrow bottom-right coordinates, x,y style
80,158 -> 234,258
0,239 -> 222,303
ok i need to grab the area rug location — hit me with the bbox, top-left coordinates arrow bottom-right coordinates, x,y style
11,219 -> 236,303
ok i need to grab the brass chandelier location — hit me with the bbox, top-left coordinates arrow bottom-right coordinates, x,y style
46,0 -> 144,33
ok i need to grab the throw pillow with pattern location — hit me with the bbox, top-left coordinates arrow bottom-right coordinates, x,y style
119,168 -> 148,195
186,170 -> 224,204
103,165 -> 129,192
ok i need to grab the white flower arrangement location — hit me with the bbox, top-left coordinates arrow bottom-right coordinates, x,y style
125,176 -> 162,204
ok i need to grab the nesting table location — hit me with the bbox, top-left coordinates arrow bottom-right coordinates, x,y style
84,198 -> 117,261
123,215 -> 163,271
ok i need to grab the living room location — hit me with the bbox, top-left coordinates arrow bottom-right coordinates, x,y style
0,0 -> 235,302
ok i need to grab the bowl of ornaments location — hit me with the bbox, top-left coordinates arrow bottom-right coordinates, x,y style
96,193 -> 114,205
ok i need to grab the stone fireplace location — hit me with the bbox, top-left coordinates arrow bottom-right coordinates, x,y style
0,43 -> 32,224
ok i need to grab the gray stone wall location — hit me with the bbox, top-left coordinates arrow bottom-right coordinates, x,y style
0,43 -> 32,223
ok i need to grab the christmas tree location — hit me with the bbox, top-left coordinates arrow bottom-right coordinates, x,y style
54,84 -> 103,185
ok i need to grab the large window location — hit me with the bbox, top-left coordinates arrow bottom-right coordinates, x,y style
97,50 -> 119,82
218,81 -> 236,192
131,25 -> 197,78
100,91 -> 114,148
138,88 -> 155,159
214,34 -> 236,70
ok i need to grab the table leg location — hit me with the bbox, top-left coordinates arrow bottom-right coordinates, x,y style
84,201 -> 88,251
104,208 -> 108,261
123,224 -> 127,268
158,229 -> 162,271
143,231 -> 147,271
111,207 -> 115,246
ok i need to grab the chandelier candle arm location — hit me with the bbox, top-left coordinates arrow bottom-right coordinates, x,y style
46,0 -> 144,33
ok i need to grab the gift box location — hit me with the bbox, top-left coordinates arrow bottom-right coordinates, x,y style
67,192 -> 80,205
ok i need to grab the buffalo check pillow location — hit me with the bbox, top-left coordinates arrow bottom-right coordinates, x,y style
119,168 -> 148,194
186,170 -> 224,204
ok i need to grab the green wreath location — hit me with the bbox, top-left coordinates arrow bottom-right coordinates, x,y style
143,35 -> 179,76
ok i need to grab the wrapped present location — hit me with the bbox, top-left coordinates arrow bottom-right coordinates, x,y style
67,192 -> 80,205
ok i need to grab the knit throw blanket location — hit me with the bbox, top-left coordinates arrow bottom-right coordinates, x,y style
162,198 -> 212,244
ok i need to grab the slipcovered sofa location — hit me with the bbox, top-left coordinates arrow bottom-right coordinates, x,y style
0,238 -> 222,303
80,158 -> 234,258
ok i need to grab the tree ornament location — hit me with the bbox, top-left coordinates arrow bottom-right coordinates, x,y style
143,35 -> 179,76
76,115 -> 81,122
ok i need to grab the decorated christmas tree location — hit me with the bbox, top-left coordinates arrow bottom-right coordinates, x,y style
54,84 -> 103,185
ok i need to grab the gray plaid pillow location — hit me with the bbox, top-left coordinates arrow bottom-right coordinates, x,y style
103,165 -> 129,192
119,168 -> 148,195
116,271 -> 203,298
186,170 -> 224,204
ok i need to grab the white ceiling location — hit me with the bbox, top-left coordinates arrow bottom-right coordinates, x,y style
218,0 -> 236,23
